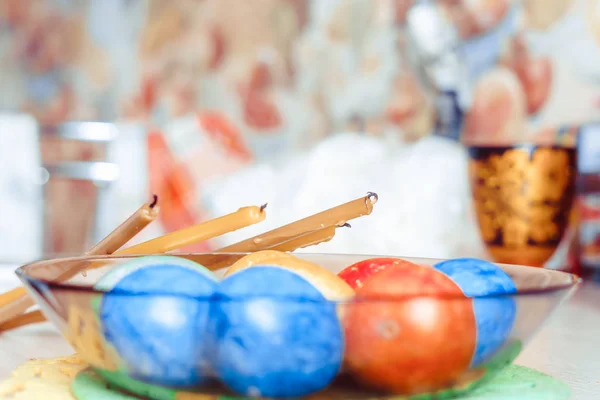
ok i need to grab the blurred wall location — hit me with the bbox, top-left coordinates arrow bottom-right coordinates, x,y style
2,0 -> 599,149
1,0 -> 599,257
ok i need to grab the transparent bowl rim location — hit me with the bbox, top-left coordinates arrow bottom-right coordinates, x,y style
15,253 -> 583,301
465,142 -> 577,150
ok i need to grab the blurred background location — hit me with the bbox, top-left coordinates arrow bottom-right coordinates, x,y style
1,0 -> 600,279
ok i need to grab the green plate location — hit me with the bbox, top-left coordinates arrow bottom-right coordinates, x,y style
72,364 -> 570,400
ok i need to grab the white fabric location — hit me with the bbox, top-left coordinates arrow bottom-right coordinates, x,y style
201,133 -> 485,259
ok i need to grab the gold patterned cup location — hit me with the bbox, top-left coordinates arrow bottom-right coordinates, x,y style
468,145 -> 577,267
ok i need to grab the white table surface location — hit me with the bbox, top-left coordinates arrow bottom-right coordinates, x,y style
0,267 -> 599,399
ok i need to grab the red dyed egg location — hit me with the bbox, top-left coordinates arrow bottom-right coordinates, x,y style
343,262 -> 477,395
338,257 -> 417,289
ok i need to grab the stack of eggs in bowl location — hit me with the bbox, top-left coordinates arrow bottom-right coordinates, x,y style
89,251 -> 521,399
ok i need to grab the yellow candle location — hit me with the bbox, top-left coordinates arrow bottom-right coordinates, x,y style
0,197 -> 160,328
77,204 -> 267,277
0,310 -> 44,332
117,205 -> 266,255
0,288 -> 28,309
203,227 -> 340,271
270,225 -> 338,252
56,196 -> 161,281
86,195 -> 160,256
218,193 -> 376,253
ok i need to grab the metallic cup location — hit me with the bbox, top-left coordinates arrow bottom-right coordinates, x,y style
468,144 -> 577,267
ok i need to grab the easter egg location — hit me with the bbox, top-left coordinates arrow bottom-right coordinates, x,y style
226,250 -> 295,270
344,262 -> 477,394
96,256 -> 217,387
225,250 -> 354,300
208,266 -> 344,398
433,258 -> 517,366
338,257 -> 419,289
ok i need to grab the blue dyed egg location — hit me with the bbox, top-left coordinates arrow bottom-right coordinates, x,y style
96,256 -> 217,387
208,266 -> 344,398
434,258 -> 517,366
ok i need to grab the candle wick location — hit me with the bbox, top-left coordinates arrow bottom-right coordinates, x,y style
260,203 -> 268,212
366,192 -> 379,204
149,195 -> 158,209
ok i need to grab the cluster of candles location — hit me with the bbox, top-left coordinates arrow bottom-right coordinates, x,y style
0,192 -> 378,331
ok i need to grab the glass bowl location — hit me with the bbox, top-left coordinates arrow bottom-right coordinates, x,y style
16,253 -> 580,399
